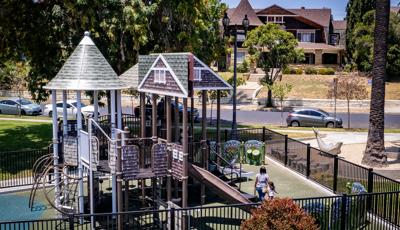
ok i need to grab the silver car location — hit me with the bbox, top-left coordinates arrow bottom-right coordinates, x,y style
286,108 -> 342,128
0,98 -> 42,115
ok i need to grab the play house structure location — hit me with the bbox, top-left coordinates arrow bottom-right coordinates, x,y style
29,32 -> 267,228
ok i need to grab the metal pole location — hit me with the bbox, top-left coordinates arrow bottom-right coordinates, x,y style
232,28 -> 238,135
62,91 -> 68,136
139,93 -> 146,204
152,94 -> 157,143
182,97 -> 188,228
51,90 -> 60,208
174,97 -> 179,142
166,96 -> 172,202
94,90 -> 99,122
216,90 -> 221,165
123,127 -> 130,212
76,90 -> 84,214
88,118 -> 95,228
110,90 -> 117,214
117,90 -> 122,130
201,90 -> 207,205
116,131 -> 123,230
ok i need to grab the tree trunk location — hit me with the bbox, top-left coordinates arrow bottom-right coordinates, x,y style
362,0 -> 389,167
266,89 -> 273,107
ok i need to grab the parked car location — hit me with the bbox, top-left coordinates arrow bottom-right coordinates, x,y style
43,100 -> 97,119
134,100 -> 199,122
0,98 -> 42,115
286,108 -> 343,128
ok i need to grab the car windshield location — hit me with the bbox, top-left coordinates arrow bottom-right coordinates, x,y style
17,99 -> 32,105
71,102 -> 87,107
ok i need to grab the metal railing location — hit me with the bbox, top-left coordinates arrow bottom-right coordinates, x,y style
1,191 -> 399,229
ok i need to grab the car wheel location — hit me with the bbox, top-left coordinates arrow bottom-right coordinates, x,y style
326,122 -> 334,128
0,109 -> 2,114
20,110 -> 26,116
291,121 -> 300,127
48,111 -> 53,117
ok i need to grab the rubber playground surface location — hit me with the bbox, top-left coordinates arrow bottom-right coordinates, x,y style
0,157 -> 332,222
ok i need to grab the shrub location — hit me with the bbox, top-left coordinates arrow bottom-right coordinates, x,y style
295,68 -> 303,75
318,68 -> 335,75
237,60 -> 250,73
283,67 -> 290,74
241,198 -> 319,230
305,67 -> 318,75
228,66 -> 234,73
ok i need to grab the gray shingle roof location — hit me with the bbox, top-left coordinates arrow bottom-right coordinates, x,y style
119,64 -> 139,89
44,32 -> 126,90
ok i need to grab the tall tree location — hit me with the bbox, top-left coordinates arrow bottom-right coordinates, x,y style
362,0 -> 390,167
243,23 -> 304,107
346,0 -> 375,60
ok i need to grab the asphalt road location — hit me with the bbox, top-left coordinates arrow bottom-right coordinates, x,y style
204,109 -> 400,129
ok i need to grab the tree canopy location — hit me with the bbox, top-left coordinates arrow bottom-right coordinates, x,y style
0,0 -> 227,101
243,23 -> 304,107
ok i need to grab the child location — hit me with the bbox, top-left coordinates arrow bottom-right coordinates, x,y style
254,166 -> 269,201
266,181 -> 277,200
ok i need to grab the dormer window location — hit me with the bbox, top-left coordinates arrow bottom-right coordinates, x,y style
194,68 -> 201,81
267,16 -> 284,23
154,69 -> 166,84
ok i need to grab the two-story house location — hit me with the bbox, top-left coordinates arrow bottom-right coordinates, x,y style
226,0 -> 346,67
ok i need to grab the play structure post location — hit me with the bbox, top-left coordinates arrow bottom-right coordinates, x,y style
110,89 -> 117,214
174,97 -> 179,141
116,131 -> 123,230
166,96 -> 172,201
139,92 -> 146,203
51,90 -> 60,209
94,90 -> 99,122
182,97 -> 188,228
201,90 -> 207,204
123,127 -> 130,212
62,91 -> 68,136
117,90 -> 122,129
216,90 -> 221,165
76,90 -> 84,215
152,94 -> 157,143
88,118 -> 95,228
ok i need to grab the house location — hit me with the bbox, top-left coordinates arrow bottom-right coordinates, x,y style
226,0 -> 346,66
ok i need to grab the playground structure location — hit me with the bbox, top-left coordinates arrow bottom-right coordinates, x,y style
313,128 -> 343,155
28,32 -> 263,228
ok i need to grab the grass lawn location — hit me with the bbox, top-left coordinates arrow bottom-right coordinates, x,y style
0,120 -> 52,152
0,114 -> 51,120
256,74 -> 400,100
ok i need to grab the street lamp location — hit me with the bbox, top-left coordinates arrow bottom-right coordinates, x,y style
223,13 -> 249,137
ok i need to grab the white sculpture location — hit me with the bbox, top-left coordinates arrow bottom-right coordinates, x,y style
313,128 -> 343,155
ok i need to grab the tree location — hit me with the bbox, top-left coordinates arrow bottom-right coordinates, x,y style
327,73 -> 368,129
351,10 -> 400,78
269,83 -> 293,126
241,198 -> 318,230
346,0 -> 375,60
362,0 -> 390,167
243,23 -> 304,107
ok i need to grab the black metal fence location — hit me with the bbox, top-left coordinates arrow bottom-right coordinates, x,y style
1,191 -> 399,229
0,148 -> 50,188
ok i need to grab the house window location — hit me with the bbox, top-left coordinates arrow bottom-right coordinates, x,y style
275,16 -> 283,23
194,68 -> 202,81
267,16 -> 274,22
154,69 -> 166,83
297,32 -> 315,42
266,16 -> 284,23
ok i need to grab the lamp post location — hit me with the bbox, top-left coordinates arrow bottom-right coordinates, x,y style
223,13 -> 249,137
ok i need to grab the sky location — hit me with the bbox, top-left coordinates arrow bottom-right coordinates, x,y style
222,0 -> 399,21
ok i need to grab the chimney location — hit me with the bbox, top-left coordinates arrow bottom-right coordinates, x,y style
301,6 -> 305,10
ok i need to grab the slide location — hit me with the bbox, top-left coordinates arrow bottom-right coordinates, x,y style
189,164 -> 252,205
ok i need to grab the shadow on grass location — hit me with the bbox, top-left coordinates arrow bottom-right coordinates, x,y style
0,122 -> 51,176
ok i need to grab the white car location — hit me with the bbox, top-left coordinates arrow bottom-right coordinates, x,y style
44,100 -> 97,119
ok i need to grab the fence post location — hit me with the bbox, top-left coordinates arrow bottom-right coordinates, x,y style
69,215 -> 74,230
284,135 -> 288,166
340,194 -> 347,230
262,127 -> 266,142
224,129 -> 228,142
333,156 -> 338,193
170,207 -> 175,230
367,168 -> 374,211
306,144 -> 311,178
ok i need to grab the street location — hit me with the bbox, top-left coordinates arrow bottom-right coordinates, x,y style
205,109 -> 400,129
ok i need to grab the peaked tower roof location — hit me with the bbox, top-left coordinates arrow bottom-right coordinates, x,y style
44,32 -> 126,90
230,0 -> 263,26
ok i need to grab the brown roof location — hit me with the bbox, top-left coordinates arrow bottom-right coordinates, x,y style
288,8 -> 332,27
229,0 -> 263,26
298,42 -> 344,51
332,20 -> 347,30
